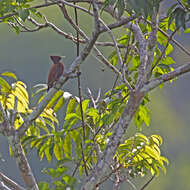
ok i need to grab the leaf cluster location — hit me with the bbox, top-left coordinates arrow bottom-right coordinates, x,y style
116,133 -> 168,177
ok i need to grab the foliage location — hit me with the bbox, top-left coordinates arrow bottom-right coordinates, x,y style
0,71 -> 168,189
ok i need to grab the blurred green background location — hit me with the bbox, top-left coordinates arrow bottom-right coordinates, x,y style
0,0 -> 190,189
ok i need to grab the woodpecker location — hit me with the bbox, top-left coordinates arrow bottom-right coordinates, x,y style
47,55 -> 64,91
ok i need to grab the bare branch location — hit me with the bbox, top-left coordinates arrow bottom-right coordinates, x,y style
146,8 -> 158,80
125,22 -> 148,88
127,179 -> 137,190
100,20 -> 133,91
7,138 -> 39,190
58,2 -> 122,77
139,175 -> 155,190
0,101 -> 8,124
0,172 -> 25,190
87,88 -> 101,109
141,62 -> 190,93
28,16 -> 84,43
11,96 -> 18,125
95,41 -> 126,48
0,181 -> 11,190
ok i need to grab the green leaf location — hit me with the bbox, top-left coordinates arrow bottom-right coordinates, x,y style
44,138 -> 52,162
47,168 -> 56,178
65,113 -> 79,120
62,175 -> 75,185
1,72 -> 17,80
53,180 -> 65,188
55,167 -> 67,178
53,96 -> 64,112
86,107 -> 100,124
151,163 -> 159,176
70,130 -> 82,157
184,28 -> 190,33
11,24 -> 20,34
160,156 -> 169,165
76,99 -> 90,117
165,43 -> 173,56
151,135 -> 163,145
0,77 -> 11,92
38,182 -> 50,190
134,104 -> 150,129
102,113 -> 114,125
167,3 -> 178,17
136,133 -> 149,143
54,143 -> 63,161
66,98 -> 77,115
19,9 -> 30,21
144,145 -> 160,160
63,134 -> 72,159
47,90 -> 63,109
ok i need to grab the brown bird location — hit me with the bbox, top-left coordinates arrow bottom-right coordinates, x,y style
47,55 -> 64,91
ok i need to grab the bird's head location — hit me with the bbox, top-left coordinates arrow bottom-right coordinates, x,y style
50,55 -> 62,64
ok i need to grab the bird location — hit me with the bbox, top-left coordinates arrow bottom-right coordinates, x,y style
47,55 -> 64,91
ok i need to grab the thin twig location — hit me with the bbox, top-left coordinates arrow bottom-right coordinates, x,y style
127,179 -> 137,190
139,175 -> 155,190
87,88 -> 101,109
59,1 -> 122,77
11,96 -> 18,125
87,88 -> 96,108
0,101 -> 8,124
72,157 -> 83,177
0,172 -> 25,190
146,7 -> 158,80
75,0 -> 88,176
141,62 -> 190,93
80,143 -> 89,176
95,164 -> 123,188
100,21 -> 133,91
152,27 -> 178,71
176,0 -> 186,10
0,181 -> 11,190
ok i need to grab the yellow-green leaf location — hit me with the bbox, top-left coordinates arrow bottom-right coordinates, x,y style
1,72 -> 17,80
151,135 -> 163,145
47,90 -> 63,109
63,134 -> 72,159
66,98 -> 77,115
53,96 -> 64,112
0,77 -> 11,92
54,143 -> 63,161
144,145 -> 160,160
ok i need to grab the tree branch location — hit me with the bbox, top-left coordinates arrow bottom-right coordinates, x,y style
139,175 -> 155,190
146,8 -> 158,80
11,96 -> 18,125
100,20 -> 133,91
0,101 -> 8,124
141,62 -> 190,93
0,172 -> 25,190
7,138 -> 39,190
152,27 -> 178,71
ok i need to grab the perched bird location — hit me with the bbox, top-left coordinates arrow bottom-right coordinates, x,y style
47,55 -> 64,91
